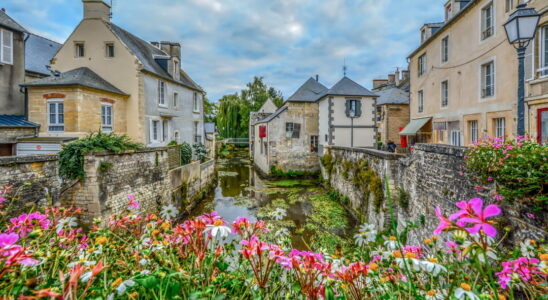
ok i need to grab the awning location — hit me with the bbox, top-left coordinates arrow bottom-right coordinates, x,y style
400,117 -> 431,136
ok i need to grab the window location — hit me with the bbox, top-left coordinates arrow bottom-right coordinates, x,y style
538,108 -> 548,144
285,122 -> 301,138
0,29 -> 13,64
541,26 -> 548,77
437,130 -> 445,143
151,120 -> 160,142
285,123 -> 294,137
434,122 -> 447,143
441,36 -> 449,63
193,92 -> 199,112
494,118 -> 505,139
106,43 -> 114,58
158,81 -> 166,106
194,121 -> 201,144
101,104 -> 113,133
174,131 -> 180,143
441,80 -> 449,107
469,120 -> 478,144
505,0 -> 513,13
451,130 -> 461,146
421,29 -> 427,43
417,90 -> 424,113
418,54 -> 427,76
174,61 -> 179,80
173,92 -> 178,108
310,136 -> 319,152
481,2 -> 494,40
325,134 -> 328,142
162,120 -> 168,142
75,42 -> 85,58
48,100 -> 64,132
376,106 -> 382,122
445,3 -> 452,21
348,100 -> 357,117
481,61 -> 495,98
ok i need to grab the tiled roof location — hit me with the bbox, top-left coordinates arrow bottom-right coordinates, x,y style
22,67 -> 128,96
286,77 -> 328,102
0,115 -> 39,128
0,10 -> 26,33
25,34 -> 62,76
322,76 -> 378,98
375,87 -> 409,105
108,23 -> 204,92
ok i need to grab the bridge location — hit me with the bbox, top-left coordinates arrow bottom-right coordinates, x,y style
223,138 -> 249,146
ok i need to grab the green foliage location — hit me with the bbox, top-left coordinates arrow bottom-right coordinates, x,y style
193,143 -> 208,163
320,153 -> 334,178
98,162 -> 113,173
59,132 -> 141,180
465,137 -> 547,210
269,166 -> 318,179
396,187 -> 410,210
180,142 -> 192,165
203,96 -> 218,123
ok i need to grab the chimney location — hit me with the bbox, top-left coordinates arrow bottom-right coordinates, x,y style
83,0 -> 111,22
388,74 -> 396,83
158,41 -> 181,61
373,79 -> 389,89
395,69 -> 401,86
1,8 -> 5,13
315,74 -> 319,82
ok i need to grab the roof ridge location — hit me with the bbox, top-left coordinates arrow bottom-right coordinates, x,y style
28,33 -> 62,45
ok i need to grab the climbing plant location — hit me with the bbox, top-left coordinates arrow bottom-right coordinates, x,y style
180,142 -> 192,165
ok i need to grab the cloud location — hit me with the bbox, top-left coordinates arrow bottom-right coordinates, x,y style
3,0 -> 446,100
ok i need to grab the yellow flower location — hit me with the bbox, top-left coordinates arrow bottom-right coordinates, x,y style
368,262 -> 378,271
380,276 -> 389,283
392,250 -> 402,258
424,238 -> 432,245
95,236 -> 108,245
389,236 -> 397,241
161,222 -> 170,230
460,283 -> 471,292
213,219 -> 224,226
112,277 -> 123,287
404,252 -> 416,259
429,257 -> 439,263
539,253 -> 548,261
426,290 -> 436,296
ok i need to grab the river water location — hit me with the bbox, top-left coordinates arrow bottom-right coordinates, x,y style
190,149 -> 356,251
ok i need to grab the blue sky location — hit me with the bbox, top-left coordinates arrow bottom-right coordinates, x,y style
3,0 -> 446,101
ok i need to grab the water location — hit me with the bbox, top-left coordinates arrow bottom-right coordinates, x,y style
190,149 -> 356,250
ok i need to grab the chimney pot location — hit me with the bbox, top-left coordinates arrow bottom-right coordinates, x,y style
373,79 -> 389,90
388,74 -> 396,83
1,8 -> 5,13
315,74 -> 319,82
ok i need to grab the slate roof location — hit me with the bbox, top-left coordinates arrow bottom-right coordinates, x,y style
0,10 -> 26,33
0,115 -> 39,128
108,23 -> 203,92
254,106 -> 288,125
22,67 -> 128,96
204,122 -> 215,134
322,77 -> 378,98
25,34 -> 62,76
375,87 -> 409,105
286,77 -> 328,102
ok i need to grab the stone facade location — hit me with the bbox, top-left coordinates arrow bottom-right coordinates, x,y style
0,15 -> 25,116
378,104 -> 410,148
0,127 -> 37,143
322,144 -> 546,246
0,154 -> 60,215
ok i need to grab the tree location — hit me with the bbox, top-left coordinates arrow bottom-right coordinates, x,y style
268,87 -> 284,108
203,97 -> 217,123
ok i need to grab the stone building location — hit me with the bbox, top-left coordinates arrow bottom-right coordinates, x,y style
405,0 -> 548,146
251,78 -> 324,174
0,9 -> 39,156
372,70 -> 410,149
318,77 -> 378,151
30,0 -> 205,152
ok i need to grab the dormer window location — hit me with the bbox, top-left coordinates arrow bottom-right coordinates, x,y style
106,43 -> 114,58
445,3 -> 452,21
75,42 -> 85,58
421,29 -> 427,43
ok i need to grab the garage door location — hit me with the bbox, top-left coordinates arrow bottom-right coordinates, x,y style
16,143 -> 61,155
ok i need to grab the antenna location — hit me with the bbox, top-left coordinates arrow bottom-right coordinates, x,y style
343,59 -> 348,77
109,0 -> 114,19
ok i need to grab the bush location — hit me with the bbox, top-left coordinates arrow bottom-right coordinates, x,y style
59,132 -> 142,180
180,142 -> 192,165
193,143 -> 208,162
465,137 -> 547,210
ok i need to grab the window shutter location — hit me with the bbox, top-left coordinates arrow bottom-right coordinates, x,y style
524,39 -> 534,80
2,30 -> 13,64
355,100 -> 362,117
345,100 -> 350,117
292,123 -> 301,138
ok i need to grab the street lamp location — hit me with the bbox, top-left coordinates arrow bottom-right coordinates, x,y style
504,4 -> 540,136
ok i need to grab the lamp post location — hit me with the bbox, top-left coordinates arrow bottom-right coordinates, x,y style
504,4 -> 540,136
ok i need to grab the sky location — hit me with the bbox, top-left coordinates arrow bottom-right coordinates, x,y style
3,0 -> 446,101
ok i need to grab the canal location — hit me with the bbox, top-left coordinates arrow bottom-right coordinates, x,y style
190,148 -> 357,251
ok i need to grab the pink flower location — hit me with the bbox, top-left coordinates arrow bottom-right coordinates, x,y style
128,194 -> 139,209
457,198 -> 501,237
496,257 -> 545,289
474,185 -> 483,191
0,196 -> 5,204
494,195 -> 503,201
487,177 -> 493,182
434,207 -> 453,235
526,213 -> 536,220
0,233 -> 39,268
201,212 -> 221,225
7,212 -> 50,237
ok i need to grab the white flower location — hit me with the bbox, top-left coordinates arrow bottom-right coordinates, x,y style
139,259 -> 149,266
56,217 -> 77,234
107,294 -> 114,300
67,254 -> 96,268
116,279 -> 135,295
520,239 -> 535,258
275,227 -> 290,238
271,208 -> 287,221
420,259 -> 447,276
396,258 -> 421,271
454,287 -> 479,300
371,246 -> 391,260
424,289 -> 446,300
383,238 -> 398,250
160,204 -> 179,220
204,223 -> 231,238
80,271 -> 93,283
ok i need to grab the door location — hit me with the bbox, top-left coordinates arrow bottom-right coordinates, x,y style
16,143 -> 61,155
539,108 -> 548,144
0,144 -> 14,156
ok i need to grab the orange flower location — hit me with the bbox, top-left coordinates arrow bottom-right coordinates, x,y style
424,238 -> 432,245
460,283 -> 471,291
404,252 -> 416,259
539,253 -> 548,262
392,250 -> 402,258
112,277 -> 123,287
426,290 -> 436,296
95,236 -> 108,245
368,262 -> 378,271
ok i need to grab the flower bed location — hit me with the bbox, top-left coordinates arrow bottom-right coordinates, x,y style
0,186 -> 546,299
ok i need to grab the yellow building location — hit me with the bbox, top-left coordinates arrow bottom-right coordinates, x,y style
404,0 -> 548,146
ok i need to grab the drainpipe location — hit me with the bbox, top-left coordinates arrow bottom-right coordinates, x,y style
19,86 -> 28,121
350,117 -> 354,148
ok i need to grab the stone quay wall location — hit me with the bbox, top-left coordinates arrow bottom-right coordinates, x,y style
0,155 -> 60,214
322,144 -> 546,245
169,158 -> 216,215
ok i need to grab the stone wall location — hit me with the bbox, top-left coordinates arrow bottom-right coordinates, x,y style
169,158 -> 216,214
0,127 -> 37,143
0,155 -> 60,214
322,144 -> 546,245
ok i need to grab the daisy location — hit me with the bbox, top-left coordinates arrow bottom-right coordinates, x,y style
420,258 -> 447,276
56,217 -> 77,234
520,239 -> 535,258
204,220 -> 231,238
383,236 -> 398,250
116,279 -> 135,295
275,227 -> 290,238
271,208 -> 286,221
454,283 -> 479,300
424,289 -> 446,300
80,271 -> 93,283
160,204 -> 179,220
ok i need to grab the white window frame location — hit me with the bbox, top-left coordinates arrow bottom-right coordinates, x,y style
193,92 -> 200,112
441,80 -> 449,108
101,103 -> 113,133
469,120 -> 478,144
75,42 -> 85,58
480,1 -> 495,41
451,130 -> 461,146
441,36 -> 449,63
505,0 -> 514,13
348,99 -> 358,117
150,119 -> 161,143
418,53 -> 427,76
494,118 -> 506,139
480,58 -> 496,100
0,29 -> 13,65
540,26 -> 548,78
105,42 -> 115,58
47,99 -> 64,132
158,80 -> 166,107
417,90 -> 424,113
